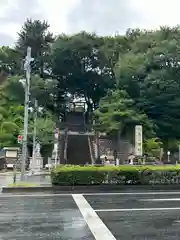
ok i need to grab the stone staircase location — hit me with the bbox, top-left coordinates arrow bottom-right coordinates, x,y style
67,135 -> 91,165
64,111 -> 91,165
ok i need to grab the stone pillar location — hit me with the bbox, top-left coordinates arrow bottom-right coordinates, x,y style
29,143 -> 43,173
51,142 -> 58,166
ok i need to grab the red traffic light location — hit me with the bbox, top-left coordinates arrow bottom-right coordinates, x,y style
18,135 -> 23,143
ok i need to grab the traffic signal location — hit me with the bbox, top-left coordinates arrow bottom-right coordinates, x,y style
17,135 -> 23,144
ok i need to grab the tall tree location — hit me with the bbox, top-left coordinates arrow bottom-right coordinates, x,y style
16,19 -> 54,78
94,90 -> 154,138
51,32 -> 115,113
0,75 -> 63,116
115,26 -> 180,149
94,90 -> 154,163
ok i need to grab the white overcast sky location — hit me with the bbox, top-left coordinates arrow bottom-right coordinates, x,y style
0,0 -> 180,46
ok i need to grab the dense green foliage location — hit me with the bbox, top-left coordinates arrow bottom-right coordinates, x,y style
0,105 -> 23,147
94,89 -> 154,139
1,19 -> 180,152
0,74 -> 57,147
51,165 -> 180,185
16,19 -> 54,78
52,32 -> 114,111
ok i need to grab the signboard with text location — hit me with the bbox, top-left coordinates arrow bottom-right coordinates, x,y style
135,125 -> 143,156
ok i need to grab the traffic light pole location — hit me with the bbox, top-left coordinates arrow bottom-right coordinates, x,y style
21,47 -> 32,181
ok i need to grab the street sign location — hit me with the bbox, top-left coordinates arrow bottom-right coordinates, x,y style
135,125 -> 143,156
17,135 -> 23,144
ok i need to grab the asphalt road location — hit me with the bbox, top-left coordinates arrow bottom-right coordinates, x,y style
2,191 -> 180,239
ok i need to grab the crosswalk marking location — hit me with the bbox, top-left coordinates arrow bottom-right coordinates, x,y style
73,194 -> 116,240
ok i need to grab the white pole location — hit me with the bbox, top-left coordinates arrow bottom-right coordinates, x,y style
54,128 -> 59,167
21,47 -> 32,181
55,144 -> 58,167
32,99 -> 38,172
167,151 -> 170,162
116,158 -> 119,166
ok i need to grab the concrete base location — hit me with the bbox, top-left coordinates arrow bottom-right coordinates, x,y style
29,156 -> 43,172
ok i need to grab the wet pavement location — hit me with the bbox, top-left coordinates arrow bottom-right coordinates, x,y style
1,191 -> 180,239
0,172 -> 51,189
0,195 -> 94,240
24,174 -> 51,185
85,192 -> 180,239
0,173 -> 20,188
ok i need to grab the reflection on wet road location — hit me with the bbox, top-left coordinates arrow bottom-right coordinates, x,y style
2,191 -> 180,239
0,195 -> 94,240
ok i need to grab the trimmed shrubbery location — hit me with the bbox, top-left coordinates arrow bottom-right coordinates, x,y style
51,165 -> 180,186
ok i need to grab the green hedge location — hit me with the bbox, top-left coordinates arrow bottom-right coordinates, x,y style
51,165 -> 180,186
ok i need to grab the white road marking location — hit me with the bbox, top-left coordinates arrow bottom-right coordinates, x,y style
140,198 -> 180,202
174,220 -> 180,223
95,207 -> 180,212
82,192 -> 180,196
72,194 -> 116,240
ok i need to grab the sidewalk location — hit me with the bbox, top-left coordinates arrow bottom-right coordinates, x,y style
0,171 -> 51,189
24,174 -> 51,186
0,173 -> 20,188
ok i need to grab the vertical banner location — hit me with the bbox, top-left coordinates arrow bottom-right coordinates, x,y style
135,125 -> 143,156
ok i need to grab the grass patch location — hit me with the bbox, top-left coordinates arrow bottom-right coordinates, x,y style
8,182 -> 40,187
54,164 -> 180,172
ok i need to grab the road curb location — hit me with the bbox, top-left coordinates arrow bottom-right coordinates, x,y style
2,186 -> 53,193
2,184 -> 180,194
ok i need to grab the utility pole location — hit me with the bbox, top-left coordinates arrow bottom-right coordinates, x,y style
21,47 -> 32,180
32,99 -> 38,171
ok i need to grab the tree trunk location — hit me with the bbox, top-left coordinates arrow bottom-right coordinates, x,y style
0,69 -> 8,85
39,50 -> 44,78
